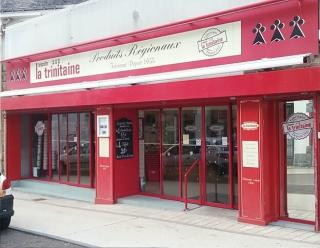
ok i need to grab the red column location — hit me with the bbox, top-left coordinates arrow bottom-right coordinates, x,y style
238,99 -> 279,225
315,95 -> 320,232
6,114 -> 21,180
95,107 -> 115,204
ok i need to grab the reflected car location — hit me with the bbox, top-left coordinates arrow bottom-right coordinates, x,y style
163,144 -> 230,176
59,143 -> 90,173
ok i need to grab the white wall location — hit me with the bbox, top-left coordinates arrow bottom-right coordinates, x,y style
4,0 -> 261,59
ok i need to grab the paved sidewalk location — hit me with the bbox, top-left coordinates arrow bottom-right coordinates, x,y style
10,190 -> 320,248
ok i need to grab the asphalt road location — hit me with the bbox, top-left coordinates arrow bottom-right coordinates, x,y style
0,228 -> 87,248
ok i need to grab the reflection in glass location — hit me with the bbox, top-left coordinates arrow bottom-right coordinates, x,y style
31,115 -> 49,178
68,113 -> 78,183
80,113 -> 90,185
51,114 -> 59,180
59,114 -> 68,181
285,100 -> 315,221
162,109 -> 179,197
141,110 -> 160,194
182,107 -> 201,200
205,106 -> 229,204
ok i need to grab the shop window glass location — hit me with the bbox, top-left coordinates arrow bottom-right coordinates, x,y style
181,107 -> 201,200
59,114 -> 68,181
140,110 -> 160,194
80,113 -> 90,185
68,113 -> 78,183
51,114 -> 59,180
205,106 -> 229,204
162,109 -> 179,197
31,115 -> 49,179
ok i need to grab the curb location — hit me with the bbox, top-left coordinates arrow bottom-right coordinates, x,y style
9,225 -> 97,248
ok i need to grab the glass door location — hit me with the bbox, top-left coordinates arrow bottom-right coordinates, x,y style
282,100 -> 315,222
140,110 -> 161,194
205,106 -> 230,204
162,109 -> 180,198
204,105 -> 238,208
138,105 -> 238,208
181,107 -> 201,201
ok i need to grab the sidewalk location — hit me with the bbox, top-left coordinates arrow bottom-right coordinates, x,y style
10,190 -> 320,248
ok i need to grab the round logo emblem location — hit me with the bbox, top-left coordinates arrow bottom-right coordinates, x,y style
198,28 -> 227,57
282,113 -> 313,140
35,121 -> 45,136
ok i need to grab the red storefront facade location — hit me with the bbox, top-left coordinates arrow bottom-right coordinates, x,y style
1,0 -> 320,230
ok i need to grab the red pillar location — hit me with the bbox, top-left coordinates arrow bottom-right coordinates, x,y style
238,99 -> 279,225
315,95 -> 320,231
95,107 -> 115,204
6,113 -> 21,180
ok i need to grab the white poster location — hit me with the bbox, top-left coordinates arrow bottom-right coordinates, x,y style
30,21 -> 241,83
242,141 -> 259,168
99,138 -> 110,158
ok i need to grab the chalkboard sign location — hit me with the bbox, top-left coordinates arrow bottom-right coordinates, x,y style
116,118 -> 134,159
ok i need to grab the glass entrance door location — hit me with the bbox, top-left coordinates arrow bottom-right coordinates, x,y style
205,106 -> 230,204
181,107 -> 202,201
282,100 -> 315,222
162,109 -> 180,198
139,105 -> 238,208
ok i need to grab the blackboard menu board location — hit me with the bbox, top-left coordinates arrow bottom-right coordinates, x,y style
116,118 -> 134,159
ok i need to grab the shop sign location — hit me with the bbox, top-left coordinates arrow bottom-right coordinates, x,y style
116,118 -> 134,159
6,0 -> 317,90
282,113 -> 313,140
30,21 -> 241,83
241,121 -> 259,131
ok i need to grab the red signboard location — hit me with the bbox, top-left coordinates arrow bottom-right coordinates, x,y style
5,0 -> 318,90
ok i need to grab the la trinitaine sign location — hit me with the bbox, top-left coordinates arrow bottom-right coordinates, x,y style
5,0 -> 317,88
30,21 -> 241,83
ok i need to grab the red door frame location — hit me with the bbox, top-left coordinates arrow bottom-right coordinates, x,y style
278,95 -> 317,226
139,103 -> 238,209
27,111 -> 95,188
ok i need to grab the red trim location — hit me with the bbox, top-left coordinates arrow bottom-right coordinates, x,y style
89,112 -> 93,187
29,117 -> 33,178
5,0 -> 318,89
159,111 -> 163,196
227,104 -> 233,208
48,113 -> 52,179
178,107 -> 183,198
316,95 -> 320,231
3,66 -> 320,111
95,198 -> 115,204
58,114 -> 61,181
201,106 -> 206,205
279,101 -> 287,217
77,113 -> 80,184
279,216 -> 315,226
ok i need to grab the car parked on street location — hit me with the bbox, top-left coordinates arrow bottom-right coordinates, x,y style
0,172 -> 14,230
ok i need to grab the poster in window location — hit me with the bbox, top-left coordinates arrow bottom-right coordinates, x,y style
97,115 -> 109,137
116,118 -> 134,159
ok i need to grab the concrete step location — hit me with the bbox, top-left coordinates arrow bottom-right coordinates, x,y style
12,179 -> 95,203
